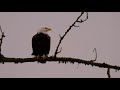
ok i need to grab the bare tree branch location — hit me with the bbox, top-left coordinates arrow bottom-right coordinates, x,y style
0,57 -> 120,71
0,25 -> 5,56
107,68 -> 111,78
54,12 -> 88,58
77,12 -> 88,23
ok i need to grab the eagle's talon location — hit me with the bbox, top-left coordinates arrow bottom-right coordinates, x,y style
42,55 -> 48,59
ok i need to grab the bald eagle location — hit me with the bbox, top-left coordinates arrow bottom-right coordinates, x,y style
32,27 -> 51,59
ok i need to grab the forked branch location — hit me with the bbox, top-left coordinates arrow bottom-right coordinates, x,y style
54,12 -> 88,57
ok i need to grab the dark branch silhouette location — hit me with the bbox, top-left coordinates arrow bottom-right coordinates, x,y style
56,47 -> 62,55
107,68 -> 111,78
0,25 -> 5,56
0,57 -> 120,71
54,12 -> 88,57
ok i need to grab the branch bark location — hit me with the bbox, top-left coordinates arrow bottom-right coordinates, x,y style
54,12 -> 88,57
0,57 -> 120,71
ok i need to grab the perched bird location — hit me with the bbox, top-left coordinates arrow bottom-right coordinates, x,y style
32,27 -> 51,59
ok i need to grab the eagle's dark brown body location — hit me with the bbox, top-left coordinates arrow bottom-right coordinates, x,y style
32,32 -> 51,56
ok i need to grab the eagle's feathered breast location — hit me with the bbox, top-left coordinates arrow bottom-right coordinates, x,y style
32,32 -> 51,56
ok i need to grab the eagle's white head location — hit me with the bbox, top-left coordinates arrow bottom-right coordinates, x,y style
37,27 -> 52,34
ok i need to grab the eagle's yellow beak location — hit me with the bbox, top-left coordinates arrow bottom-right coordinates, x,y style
48,28 -> 52,31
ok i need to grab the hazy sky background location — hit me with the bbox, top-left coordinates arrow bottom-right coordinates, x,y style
0,12 -> 120,78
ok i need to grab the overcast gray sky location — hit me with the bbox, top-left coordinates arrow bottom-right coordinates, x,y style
0,12 -> 120,78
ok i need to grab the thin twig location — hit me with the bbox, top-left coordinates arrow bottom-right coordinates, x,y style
91,48 -> 97,62
0,25 -> 5,55
54,12 -> 88,57
56,47 -> 62,55
0,26 -> 2,33
73,25 -> 79,27
107,68 -> 111,78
